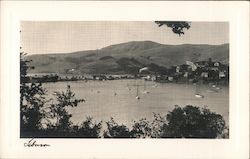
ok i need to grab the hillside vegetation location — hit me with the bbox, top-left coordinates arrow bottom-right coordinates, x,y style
26,41 -> 229,74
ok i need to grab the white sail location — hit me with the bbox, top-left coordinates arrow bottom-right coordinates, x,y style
136,84 -> 140,99
195,81 -> 204,98
142,81 -> 150,94
135,81 -> 140,100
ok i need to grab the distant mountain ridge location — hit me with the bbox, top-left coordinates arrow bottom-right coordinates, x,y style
26,41 -> 229,75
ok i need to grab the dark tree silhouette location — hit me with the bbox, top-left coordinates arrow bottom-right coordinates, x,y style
49,85 -> 85,131
155,21 -> 191,36
161,105 -> 226,138
20,52 -> 101,138
74,117 -> 102,138
102,105 -> 227,138
104,118 -> 131,138
20,52 -> 48,136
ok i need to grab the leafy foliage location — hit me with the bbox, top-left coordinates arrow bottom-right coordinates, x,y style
20,54 -> 101,137
104,118 -> 131,138
20,53 -> 48,134
130,118 -> 152,138
74,117 -> 102,138
20,52 -> 29,78
20,83 -> 47,131
161,105 -> 226,138
49,85 -> 85,131
103,106 -> 227,138
155,21 -> 191,36
20,53 -> 92,137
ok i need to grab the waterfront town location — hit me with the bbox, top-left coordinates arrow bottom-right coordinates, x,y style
23,58 -> 229,85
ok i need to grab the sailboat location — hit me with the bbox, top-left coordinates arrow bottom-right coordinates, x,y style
195,93 -> 204,98
215,86 -> 221,90
53,91 -> 60,95
136,83 -> 140,100
127,83 -> 131,91
195,81 -> 204,98
114,87 -> 117,96
142,81 -> 150,94
211,83 -> 221,90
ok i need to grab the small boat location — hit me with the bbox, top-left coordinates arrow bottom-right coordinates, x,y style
113,87 -> 117,96
195,81 -> 204,98
142,82 -> 150,94
195,94 -> 204,98
53,91 -> 60,95
143,90 -> 150,94
136,82 -> 140,100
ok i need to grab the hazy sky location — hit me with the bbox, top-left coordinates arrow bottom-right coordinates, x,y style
21,21 -> 229,55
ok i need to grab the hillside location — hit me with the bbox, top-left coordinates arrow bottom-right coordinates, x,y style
26,41 -> 229,75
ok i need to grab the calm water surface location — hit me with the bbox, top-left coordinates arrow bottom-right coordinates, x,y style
43,79 -> 229,127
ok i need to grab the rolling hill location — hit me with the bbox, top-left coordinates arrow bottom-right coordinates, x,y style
26,41 -> 229,75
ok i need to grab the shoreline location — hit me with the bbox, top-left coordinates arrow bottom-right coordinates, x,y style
24,75 -> 229,87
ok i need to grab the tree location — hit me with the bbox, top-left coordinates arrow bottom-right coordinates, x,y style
130,118 -> 152,138
73,117 -> 102,138
104,118 -> 131,138
102,105 -> 227,138
161,105 -> 226,138
20,52 -> 99,138
155,21 -> 191,36
49,85 -> 85,131
130,114 -> 166,138
20,52 -> 48,136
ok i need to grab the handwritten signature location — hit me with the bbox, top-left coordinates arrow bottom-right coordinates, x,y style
24,138 -> 50,147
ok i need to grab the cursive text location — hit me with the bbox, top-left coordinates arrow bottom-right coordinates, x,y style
24,138 -> 50,147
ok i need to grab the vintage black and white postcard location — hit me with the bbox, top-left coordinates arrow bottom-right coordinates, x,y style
20,21 -> 229,139
0,1 -> 249,159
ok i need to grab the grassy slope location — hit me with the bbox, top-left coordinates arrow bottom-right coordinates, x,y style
26,41 -> 229,74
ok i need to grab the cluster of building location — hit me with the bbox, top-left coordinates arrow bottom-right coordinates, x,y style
24,73 -> 137,83
22,74 -> 59,83
24,58 -> 229,85
154,58 -> 229,84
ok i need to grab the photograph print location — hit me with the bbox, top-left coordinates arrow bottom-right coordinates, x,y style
20,21 -> 229,138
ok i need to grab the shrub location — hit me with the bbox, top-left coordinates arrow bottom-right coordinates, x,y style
104,118 -> 131,138
73,117 -> 102,138
20,53 -> 48,136
103,106 -> 227,138
49,85 -> 85,131
130,118 -> 152,138
161,105 -> 226,138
